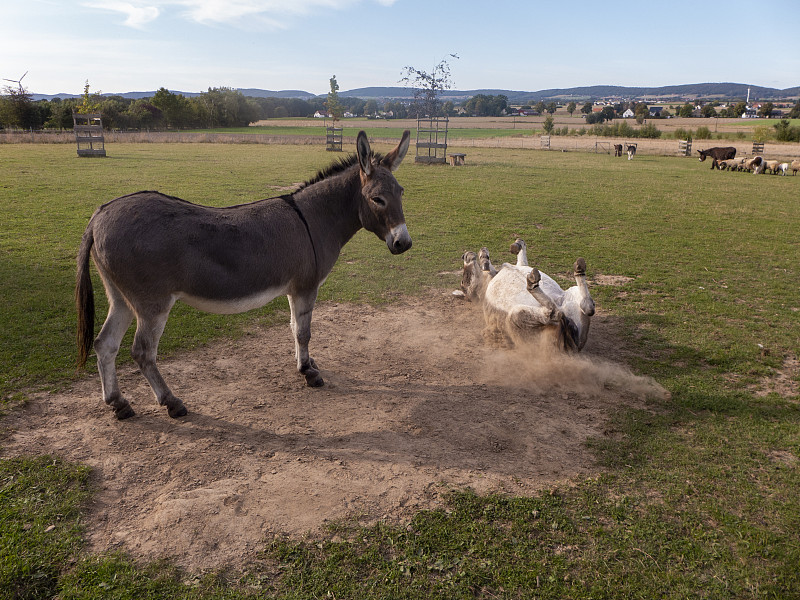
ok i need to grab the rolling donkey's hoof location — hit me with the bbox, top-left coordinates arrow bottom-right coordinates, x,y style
510,238 -> 525,254
526,268 -> 541,291
114,404 -> 136,420
478,248 -> 492,272
574,257 -> 587,276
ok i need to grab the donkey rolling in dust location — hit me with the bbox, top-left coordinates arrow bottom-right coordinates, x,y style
457,239 -> 595,351
76,131 -> 412,420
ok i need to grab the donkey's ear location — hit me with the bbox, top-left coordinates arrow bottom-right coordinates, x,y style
382,130 -> 410,172
356,131 -> 372,176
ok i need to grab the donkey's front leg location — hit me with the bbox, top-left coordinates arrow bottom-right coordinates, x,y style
288,292 -> 323,387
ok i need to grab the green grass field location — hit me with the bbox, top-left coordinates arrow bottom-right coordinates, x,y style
1,141 -> 798,598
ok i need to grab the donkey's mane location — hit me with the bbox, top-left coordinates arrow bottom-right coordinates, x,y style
297,151 -> 385,191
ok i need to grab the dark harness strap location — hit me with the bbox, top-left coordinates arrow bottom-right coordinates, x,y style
281,194 -> 319,276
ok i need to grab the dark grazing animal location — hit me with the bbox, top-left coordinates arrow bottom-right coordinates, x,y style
76,130 -> 412,420
697,147 -> 736,168
614,144 -> 623,157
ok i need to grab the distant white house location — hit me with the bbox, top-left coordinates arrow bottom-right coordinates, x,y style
741,107 -> 758,119
622,108 -> 635,118
313,111 -> 328,119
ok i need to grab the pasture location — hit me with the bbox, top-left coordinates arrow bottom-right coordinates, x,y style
1,141 -> 799,598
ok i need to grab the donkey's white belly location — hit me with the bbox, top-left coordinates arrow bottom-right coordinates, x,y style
178,285 -> 289,314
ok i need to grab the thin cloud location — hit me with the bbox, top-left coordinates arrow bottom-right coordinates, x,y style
87,0 -> 398,28
84,1 -> 160,27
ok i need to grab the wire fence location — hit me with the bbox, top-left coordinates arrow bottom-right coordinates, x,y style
3,128 -> 800,159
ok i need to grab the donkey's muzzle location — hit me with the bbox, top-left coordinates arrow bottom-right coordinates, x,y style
386,223 -> 412,255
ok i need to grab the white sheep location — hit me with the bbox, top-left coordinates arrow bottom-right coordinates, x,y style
744,156 -> 765,174
719,157 -> 746,171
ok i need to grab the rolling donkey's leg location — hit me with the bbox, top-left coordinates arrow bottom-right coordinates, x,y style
478,247 -> 498,277
94,282 -> 135,420
573,258 -> 595,318
509,238 -> 528,267
572,257 -> 595,351
130,300 -> 187,418
288,291 -> 323,387
526,268 -> 560,320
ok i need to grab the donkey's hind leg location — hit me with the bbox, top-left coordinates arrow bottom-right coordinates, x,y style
94,291 -> 135,420
573,258 -> 595,318
131,302 -> 187,418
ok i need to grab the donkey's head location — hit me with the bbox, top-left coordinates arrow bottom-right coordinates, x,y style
356,130 -> 412,255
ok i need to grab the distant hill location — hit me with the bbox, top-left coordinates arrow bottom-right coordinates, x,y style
31,88 -> 317,101
30,82 -> 799,103
340,84 -> 800,102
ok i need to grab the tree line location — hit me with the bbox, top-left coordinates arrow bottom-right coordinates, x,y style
2,84 -> 798,131
0,87 -> 409,130
0,86 -> 515,130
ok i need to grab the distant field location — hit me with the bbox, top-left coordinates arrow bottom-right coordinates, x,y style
250,114 -> 798,136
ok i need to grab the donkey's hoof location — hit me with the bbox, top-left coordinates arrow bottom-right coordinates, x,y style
574,257 -> 587,276
168,403 -> 188,418
510,239 -> 525,254
526,268 -> 541,290
114,404 -> 136,420
306,374 -> 325,387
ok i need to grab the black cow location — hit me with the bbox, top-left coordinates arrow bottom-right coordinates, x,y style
697,147 -> 736,169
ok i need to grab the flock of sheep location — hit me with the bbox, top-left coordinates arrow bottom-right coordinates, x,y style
715,156 -> 799,175
698,146 -> 799,175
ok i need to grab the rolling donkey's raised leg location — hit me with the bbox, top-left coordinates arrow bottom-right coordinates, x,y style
573,258 -> 595,318
288,291 -> 323,387
526,268 -> 560,320
130,300 -> 187,418
509,238 -> 528,267
94,281 -> 135,420
478,247 -> 498,277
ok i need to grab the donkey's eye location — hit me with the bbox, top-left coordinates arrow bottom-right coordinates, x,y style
371,196 -> 386,207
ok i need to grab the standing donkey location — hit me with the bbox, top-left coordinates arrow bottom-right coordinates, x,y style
77,130 -> 412,419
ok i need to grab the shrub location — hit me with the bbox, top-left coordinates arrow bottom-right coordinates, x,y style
774,119 -> 800,142
695,126 -> 712,140
638,123 -> 662,139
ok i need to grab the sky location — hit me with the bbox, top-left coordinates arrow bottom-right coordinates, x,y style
3,0 -> 799,97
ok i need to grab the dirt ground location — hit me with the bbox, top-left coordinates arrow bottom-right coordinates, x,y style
1,286 -> 668,572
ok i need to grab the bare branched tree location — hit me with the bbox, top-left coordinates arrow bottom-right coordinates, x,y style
400,54 -> 458,118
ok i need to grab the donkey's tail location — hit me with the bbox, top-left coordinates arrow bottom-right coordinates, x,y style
76,226 -> 95,370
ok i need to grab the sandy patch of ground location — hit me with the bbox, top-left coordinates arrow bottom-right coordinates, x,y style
1,289 -> 666,572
